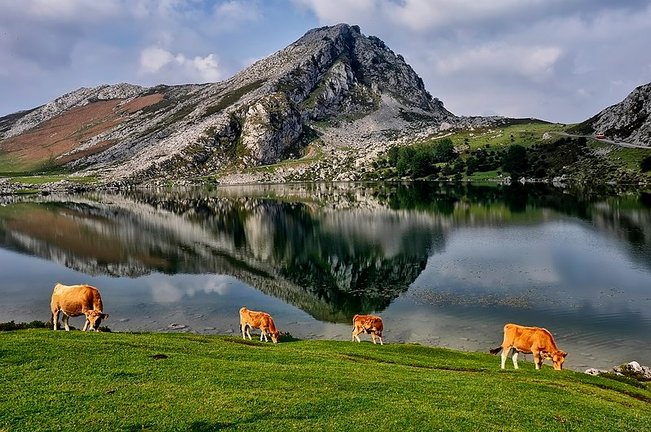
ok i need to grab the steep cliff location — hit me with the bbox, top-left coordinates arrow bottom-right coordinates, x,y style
572,82 -> 651,145
0,24 -> 453,182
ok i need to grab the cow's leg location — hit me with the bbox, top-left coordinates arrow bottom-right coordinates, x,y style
500,347 -> 510,369
63,314 -> 70,331
260,329 -> 267,342
378,335 -> 384,346
52,309 -> 59,331
512,351 -> 519,369
82,317 -> 89,332
371,333 -> 377,344
245,326 -> 252,340
352,327 -> 361,342
533,352 -> 541,370
241,324 -> 246,340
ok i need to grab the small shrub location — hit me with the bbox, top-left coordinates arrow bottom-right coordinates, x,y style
0,320 -> 50,331
640,156 -> 651,173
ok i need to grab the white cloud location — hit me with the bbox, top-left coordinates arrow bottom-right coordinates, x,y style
190,53 -> 221,81
214,0 -> 260,23
139,46 -> 222,82
15,0 -> 121,22
140,46 -> 175,73
437,45 -> 563,82
292,0 -> 376,23
148,276 -> 231,303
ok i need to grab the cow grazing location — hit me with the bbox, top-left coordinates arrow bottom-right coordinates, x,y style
490,323 -> 567,370
239,307 -> 280,343
351,314 -> 384,345
50,283 -> 108,332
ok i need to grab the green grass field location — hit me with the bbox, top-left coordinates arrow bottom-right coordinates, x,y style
424,121 -> 567,151
1,330 -> 649,431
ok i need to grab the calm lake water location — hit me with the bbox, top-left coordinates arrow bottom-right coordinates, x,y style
1,182 -> 650,370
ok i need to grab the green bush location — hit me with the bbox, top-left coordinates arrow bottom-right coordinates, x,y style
502,144 -> 529,177
641,156 -> 651,173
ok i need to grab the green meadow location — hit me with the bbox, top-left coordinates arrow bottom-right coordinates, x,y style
1,330 -> 649,431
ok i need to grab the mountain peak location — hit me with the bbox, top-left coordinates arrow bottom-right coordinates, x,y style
0,24 -> 454,183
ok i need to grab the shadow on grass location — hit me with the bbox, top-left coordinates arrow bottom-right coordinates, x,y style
223,332 -> 301,346
188,421 -> 233,431
340,352 -> 486,372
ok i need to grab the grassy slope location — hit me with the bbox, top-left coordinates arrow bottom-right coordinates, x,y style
1,331 -> 649,431
430,121 -> 567,150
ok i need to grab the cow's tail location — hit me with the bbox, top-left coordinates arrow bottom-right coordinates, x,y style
489,346 -> 503,355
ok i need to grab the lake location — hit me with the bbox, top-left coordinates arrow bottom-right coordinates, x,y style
1,182 -> 650,371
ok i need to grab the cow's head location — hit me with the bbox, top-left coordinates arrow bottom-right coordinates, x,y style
552,351 -> 567,370
270,330 -> 280,344
85,310 -> 109,331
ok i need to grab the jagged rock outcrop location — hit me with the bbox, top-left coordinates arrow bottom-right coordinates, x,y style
0,24 -> 454,183
573,82 -> 651,145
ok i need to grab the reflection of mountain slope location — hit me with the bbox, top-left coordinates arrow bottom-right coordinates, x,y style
0,192 -> 443,322
1,185 -> 650,322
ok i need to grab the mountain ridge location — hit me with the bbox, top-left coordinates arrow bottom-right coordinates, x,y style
570,82 -> 651,145
0,24 -> 457,183
1,23 -> 649,188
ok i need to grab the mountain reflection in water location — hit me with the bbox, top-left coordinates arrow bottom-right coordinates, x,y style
1,182 -> 650,370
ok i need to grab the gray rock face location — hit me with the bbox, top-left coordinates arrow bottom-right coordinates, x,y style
0,24 -> 454,182
613,361 -> 651,380
580,83 -> 651,145
585,360 -> 651,381
240,93 -> 303,164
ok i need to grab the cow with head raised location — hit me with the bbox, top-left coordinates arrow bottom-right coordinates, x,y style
50,283 -> 108,332
490,323 -> 567,370
352,314 -> 384,345
239,307 -> 280,343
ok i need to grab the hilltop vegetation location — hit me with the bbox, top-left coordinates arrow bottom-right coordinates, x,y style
1,330 -> 650,431
365,121 -> 651,185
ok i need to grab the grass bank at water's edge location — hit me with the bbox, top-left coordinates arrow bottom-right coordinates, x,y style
1,330 -> 649,431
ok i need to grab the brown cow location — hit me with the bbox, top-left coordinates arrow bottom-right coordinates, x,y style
239,307 -> 280,343
50,283 -> 108,332
490,323 -> 567,370
351,314 -> 384,345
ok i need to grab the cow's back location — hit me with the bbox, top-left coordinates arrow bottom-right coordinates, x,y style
240,307 -> 271,328
51,283 -> 102,315
354,314 -> 383,332
503,323 -> 555,352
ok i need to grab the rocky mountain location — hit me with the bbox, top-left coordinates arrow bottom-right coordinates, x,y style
0,24 -> 454,183
572,82 -> 651,145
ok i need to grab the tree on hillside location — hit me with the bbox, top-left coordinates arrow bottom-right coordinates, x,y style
502,144 -> 529,177
641,156 -> 651,173
396,147 -> 416,176
435,139 -> 456,162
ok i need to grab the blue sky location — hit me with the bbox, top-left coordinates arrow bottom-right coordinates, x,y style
0,0 -> 650,123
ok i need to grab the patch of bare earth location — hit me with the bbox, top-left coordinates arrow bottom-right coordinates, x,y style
0,94 -> 163,168
120,93 -> 164,114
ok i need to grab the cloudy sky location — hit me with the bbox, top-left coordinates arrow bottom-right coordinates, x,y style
1,0 -> 649,123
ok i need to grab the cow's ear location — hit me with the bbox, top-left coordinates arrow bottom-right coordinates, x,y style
561,351 -> 567,357
102,313 -> 109,320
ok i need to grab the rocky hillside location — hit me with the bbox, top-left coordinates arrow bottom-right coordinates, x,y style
0,24 -> 454,183
572,82 -> 651,145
